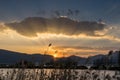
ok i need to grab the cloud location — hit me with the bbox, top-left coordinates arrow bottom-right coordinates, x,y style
0,23 -> 7,32
105,25 -> 120,38
52,46 -> 110,57
53,46 -> 118,51
5,17 -> 106,37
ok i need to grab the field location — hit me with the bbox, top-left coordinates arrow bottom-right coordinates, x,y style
0,69 -> 120,80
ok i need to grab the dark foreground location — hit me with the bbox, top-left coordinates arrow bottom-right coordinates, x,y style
0,68 -> 120,80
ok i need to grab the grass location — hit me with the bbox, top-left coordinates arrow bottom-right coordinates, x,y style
0,69 -> 120,80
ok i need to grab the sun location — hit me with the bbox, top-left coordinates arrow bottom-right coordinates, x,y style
53,54 -> 57,58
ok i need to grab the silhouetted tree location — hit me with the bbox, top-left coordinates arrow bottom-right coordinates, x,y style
108,50 -> 113,65
108,50 -> 113,56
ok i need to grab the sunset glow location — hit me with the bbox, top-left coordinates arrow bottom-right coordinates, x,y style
0,0 -> 120,58
0,27 -> 120,57
53,54 -> 57,58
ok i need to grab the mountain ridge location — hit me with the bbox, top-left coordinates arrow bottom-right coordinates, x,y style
0,49 -> 119,66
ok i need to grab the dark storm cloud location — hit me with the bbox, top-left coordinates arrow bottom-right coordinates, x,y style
5,17 -> 106,37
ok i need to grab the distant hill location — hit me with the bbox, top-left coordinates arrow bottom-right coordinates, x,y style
0,49 -> 53,64
0,49 -> 119,66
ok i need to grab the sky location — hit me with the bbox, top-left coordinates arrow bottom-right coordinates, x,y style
0,0 -> 120,57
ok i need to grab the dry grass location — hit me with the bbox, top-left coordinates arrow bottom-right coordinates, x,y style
0,69 -> 120,80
